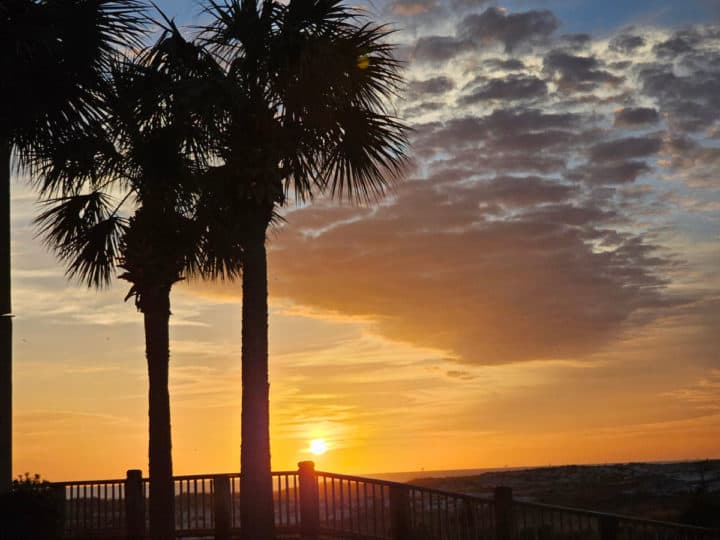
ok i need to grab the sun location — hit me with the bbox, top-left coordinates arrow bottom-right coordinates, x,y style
309,439 -> 328,455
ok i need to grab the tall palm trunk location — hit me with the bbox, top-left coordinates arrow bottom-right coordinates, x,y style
240,218 -> 274,540
0,134 -> 12,495
143,289 -> 175,540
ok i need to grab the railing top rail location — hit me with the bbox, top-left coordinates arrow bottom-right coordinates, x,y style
50,478 -> 125,487
52,469 -> 299,486
147,470 -> 299,482
515,500 -> 720,533
316,470 -> 410,489
407,482 -> 495,503
316,470 -> 494,503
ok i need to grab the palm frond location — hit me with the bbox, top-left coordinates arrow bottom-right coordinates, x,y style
3,0 -> 149,160
34,192 -> 126,288
319,107 -> 409,202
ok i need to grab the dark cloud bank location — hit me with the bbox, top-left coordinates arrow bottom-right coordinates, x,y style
268,7 -> 720,366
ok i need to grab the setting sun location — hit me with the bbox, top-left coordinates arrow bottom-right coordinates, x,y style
309,439 -> 328,455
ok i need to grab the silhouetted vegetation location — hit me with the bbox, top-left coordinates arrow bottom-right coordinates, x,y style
0,0 -> 146,495
33,37 -> 244,540
24,3 -> 408,540
0,474 -> 62,540
194,3 -> 409,537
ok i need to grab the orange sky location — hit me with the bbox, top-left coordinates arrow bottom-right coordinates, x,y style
9,2 -> 720,481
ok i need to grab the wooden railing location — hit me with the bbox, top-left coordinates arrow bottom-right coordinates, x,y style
51,463 -> 720,540
513,499 -> 719,540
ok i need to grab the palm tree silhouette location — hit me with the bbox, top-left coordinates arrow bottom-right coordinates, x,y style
33,38 -> 242,540
0,0 -> 146,493
199,2 -> 409,538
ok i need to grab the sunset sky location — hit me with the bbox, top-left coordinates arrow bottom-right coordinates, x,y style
10,0 -> 720,481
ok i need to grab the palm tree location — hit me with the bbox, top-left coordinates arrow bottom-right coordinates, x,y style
199,2 -> 409,538
33,36 -> 242,540
0,0 -> 146,493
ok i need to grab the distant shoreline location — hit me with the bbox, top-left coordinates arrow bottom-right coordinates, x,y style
363,458 -> 720,484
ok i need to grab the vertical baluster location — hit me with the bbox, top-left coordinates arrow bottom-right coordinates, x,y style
294,474 -> 300,526
347,480 -> 353,532
285,473 -> 291,526
191,479 -> 196,529
444,495 -> 449,540
102,483 -> 107,529
94,484 -> 98,530
81,484 -> 86,529
277,475 -> 282,527
282,474 -> 288,527
321,476 -> 328,527
418,490 -> 423,532
175,480 -> 183,529
380,484 -> 386,537
200,478 -> 207,529
230,477 -> 237,529
332,477 -> 338,531
68,485 -> 74,533
340,479 -> 345,531
355,480 -> 361,533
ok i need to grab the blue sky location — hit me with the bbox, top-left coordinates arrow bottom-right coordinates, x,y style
152,0 -> 720,31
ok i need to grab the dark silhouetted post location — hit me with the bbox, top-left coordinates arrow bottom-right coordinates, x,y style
461,498 -> 477,537
298,461 -> 320,539
125,470 -> 145,540
494,487 -> 515,540
51,483 -> 66,538
600,516 -> 619,540
0,137 -> 11,496
389,483 -> 411,540
214,475 -> 232,540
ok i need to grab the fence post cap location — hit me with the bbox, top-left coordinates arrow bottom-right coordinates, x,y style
126,469 -> 142,479
298,461 -> 315,471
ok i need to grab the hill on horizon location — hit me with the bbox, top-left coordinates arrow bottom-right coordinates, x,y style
403,459 -> 720,527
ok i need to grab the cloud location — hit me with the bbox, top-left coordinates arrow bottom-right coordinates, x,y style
459,7 -> 559,52
588,136 -> 662,162
407,76 -> 456,101
544,51 -> 623,91
412,35 -> 469,63
609,33 -> 645,54
250,18 -> 720,369
653,30 -> 700,57
569,161 -> 652,185
388,0 -> 438,16
459,75 -> 548,104
409,7 -> 559,63
613,107 -> 660,127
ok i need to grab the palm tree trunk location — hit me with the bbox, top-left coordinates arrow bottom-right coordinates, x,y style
143,290 -> 175,540
0,134 -> 12,495
240,220 -> 275,540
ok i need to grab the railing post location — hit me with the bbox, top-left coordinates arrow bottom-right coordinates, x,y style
125,470 -> 145,540
494,486 -> 515,540
600,516 -> 619,540
50,483 -> 66,539
461,498 -> 477,537
389,484 -> 411,540
298,461 -> 320,539
214,475 -> 232,540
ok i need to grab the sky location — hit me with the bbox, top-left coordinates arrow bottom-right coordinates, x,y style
10,0 -> 720,481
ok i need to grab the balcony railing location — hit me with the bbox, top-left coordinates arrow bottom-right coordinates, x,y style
50,462 -> 720,540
